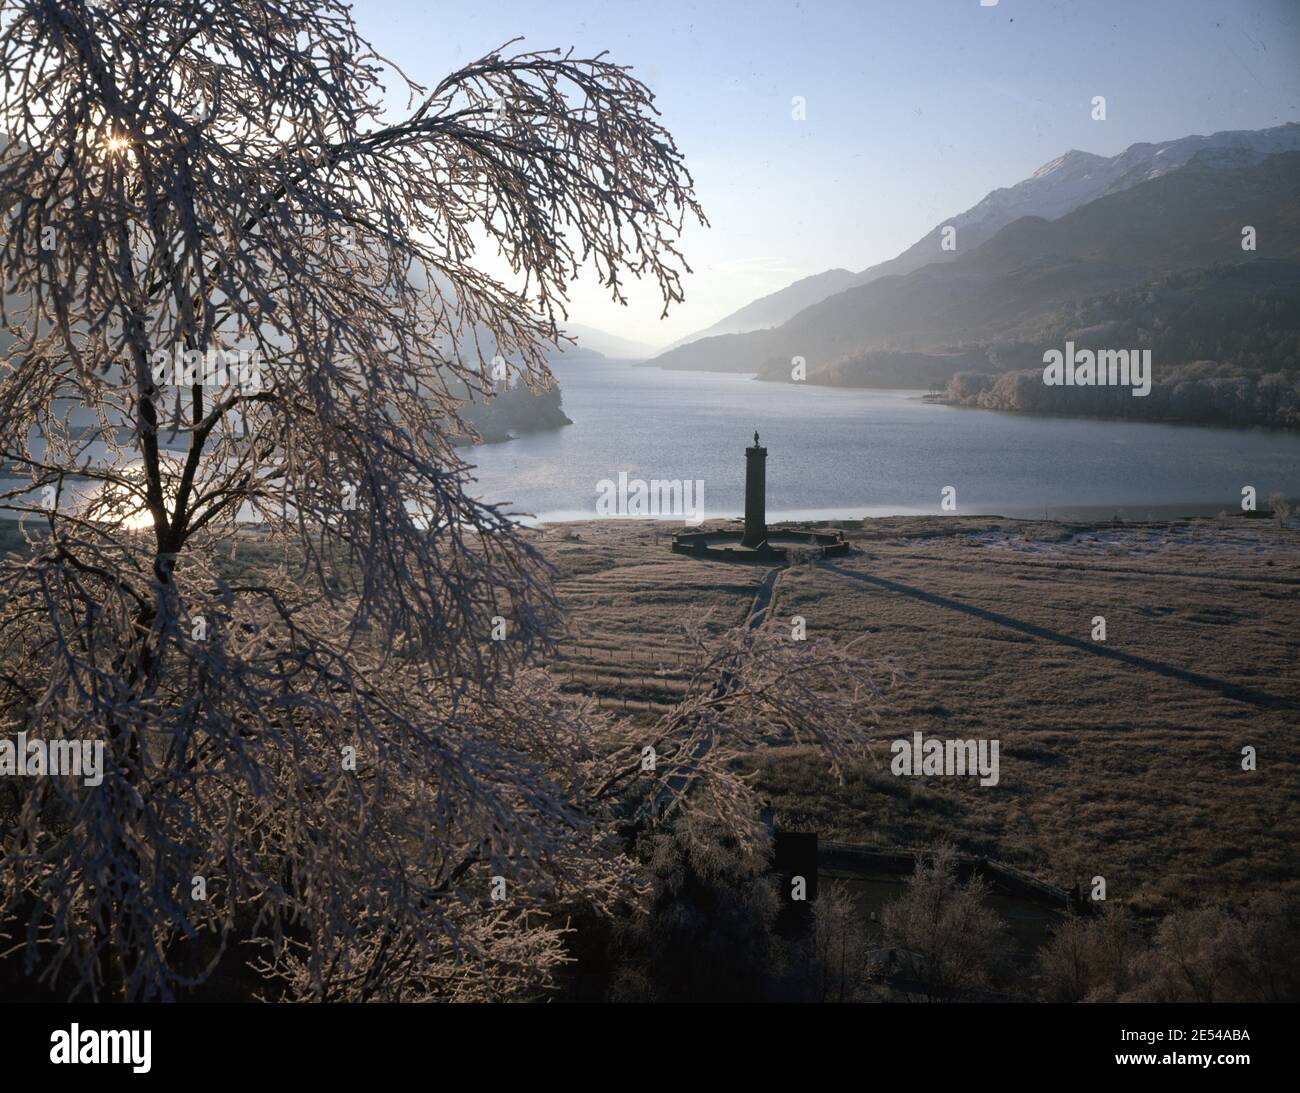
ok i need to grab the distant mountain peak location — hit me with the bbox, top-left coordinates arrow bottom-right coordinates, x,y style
1031,149 -> 1106,179
650,133 -> 1300,377
652,121 -> 1300,363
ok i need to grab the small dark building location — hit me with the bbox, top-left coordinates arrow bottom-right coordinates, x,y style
773,829 -> 819,937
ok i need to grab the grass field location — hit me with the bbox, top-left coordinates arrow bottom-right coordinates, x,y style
5,511 -> 1295,919
529,514 -> 1300,917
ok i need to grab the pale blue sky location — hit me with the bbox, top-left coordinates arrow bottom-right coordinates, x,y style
349,0 -> 1300,348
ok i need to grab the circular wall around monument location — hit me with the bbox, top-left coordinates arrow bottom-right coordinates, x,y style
670,529 -> 850,563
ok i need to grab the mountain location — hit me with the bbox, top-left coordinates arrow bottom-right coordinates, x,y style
661,267 -> 858,347
551,323 -> 656,361
936,258 -> 1300,430
660,122 -> 1300,359
857,121 -> 1300,288
652,150 -> 1300,386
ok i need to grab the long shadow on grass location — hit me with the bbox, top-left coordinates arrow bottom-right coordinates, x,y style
823,564 -> 1296,711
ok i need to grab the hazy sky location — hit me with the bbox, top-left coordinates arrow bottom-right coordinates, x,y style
348,0 -> 1300,349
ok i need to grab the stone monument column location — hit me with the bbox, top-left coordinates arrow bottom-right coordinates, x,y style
742,431 -> 767,548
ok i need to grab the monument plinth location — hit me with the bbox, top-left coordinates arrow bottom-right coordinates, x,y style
669,433 -> 850,564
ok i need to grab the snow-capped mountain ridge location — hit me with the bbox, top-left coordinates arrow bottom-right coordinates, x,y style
949,123 -> 1300,239
660,122 -> 1300,355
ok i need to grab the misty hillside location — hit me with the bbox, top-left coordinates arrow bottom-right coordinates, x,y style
662,267 -> 858,345
936,259 -> 1300,429
665,122 -> 1300,352
552,322 -> 656,361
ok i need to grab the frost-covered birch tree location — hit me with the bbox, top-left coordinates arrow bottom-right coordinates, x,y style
0,0 -> 884,1001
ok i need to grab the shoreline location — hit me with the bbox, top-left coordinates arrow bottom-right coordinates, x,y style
569,358 -> 1300,433
498,505 -> 1295,529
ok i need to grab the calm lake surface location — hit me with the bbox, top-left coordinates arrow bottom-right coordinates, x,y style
466,361 -> 1300,525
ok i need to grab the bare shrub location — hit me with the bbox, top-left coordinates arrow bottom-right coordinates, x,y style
1126,893 -> 1300,1003
1039,894 -> 1300,1003
1036,904 -> 1139,1002
810,879 -> 868,1003
878,841 -> 1007,1001
604,814 -> 781,1003
1267,491 -> 1294,527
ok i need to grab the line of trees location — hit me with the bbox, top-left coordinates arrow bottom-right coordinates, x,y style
1038,895 -> 1300,1003
597,834 -> 1300,1003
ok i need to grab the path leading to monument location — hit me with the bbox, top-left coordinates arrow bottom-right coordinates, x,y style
649,561 -> 787,819
747,564 -> 782,627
